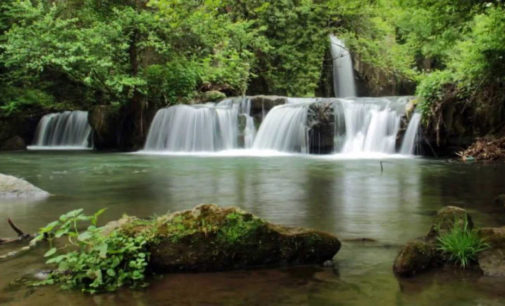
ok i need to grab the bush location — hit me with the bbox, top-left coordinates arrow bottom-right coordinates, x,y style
437,218 -> 488,268
33,209 -> 150,294
415,70 -> 454,119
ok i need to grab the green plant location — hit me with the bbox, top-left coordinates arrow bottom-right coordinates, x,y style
33,209 -> 150,294
437,219 -> 489,268
217,212 -> 263,245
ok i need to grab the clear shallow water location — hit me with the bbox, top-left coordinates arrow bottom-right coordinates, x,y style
1,151 -> 505,305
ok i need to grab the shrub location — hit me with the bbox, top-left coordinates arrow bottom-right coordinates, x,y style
437,218 -> 488,268
33,209 -> 150,294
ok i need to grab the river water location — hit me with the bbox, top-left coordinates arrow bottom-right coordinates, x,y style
1,151 -> 505,305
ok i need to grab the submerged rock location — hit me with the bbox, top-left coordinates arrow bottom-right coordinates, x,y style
0,173 -> 49,200
107,204 -> 341,272
478,227 -> 505,277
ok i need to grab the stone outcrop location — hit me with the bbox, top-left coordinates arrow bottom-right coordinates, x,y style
106,204 -> 341,272
0,173 -> 49,200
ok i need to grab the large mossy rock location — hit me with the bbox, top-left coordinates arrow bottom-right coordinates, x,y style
393,240 -> 439,277
478,227 -> 505,277
426,206 -> 473,241
109,204 -> 341,272
394,206 -> 471,277
0,173 -> 49,200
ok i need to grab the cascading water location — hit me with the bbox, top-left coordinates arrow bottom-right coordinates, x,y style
330,35 -> 356,98
143,98 -> 256,152
252,100 -> 310,153
400,112 -> 422,155
29,111 -> 92,149
337,97 -> 406,154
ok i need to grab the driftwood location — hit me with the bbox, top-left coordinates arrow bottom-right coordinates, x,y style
0,218 -> 37,261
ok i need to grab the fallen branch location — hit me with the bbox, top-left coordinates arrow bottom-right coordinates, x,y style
0,218 -> 39,261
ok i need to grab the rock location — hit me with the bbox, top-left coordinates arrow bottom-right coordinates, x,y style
426,206 -> 473,241
249,96 -> 287,123
0,173 -> 49,200
88,105 -> 120,150
478,227 -> 505,277
307,102 -> 335,154
495,194 -> 505,208
108,204 -> 341,272
393,240 -> 440,277
394,206 -> 471,277
0,136 -> 26,151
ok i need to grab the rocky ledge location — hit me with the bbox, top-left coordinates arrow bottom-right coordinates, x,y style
103,204 -> 341,272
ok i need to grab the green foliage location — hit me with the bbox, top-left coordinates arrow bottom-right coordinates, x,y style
437,218 -> 489,268
415,70 -> 454,118
217,212 -> 264,245
34,209 -> 150,294
0,87 -> 54,115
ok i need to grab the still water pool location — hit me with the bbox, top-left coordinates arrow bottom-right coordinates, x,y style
1,151 -> 504,305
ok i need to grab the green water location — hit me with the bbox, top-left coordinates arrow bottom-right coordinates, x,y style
1,151 -> 505,305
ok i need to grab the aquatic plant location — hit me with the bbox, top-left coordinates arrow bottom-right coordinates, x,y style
436,218 -> 488,268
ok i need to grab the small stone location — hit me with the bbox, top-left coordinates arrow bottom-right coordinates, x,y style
393,240 -> 440,277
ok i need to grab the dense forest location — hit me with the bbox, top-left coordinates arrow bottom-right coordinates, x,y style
0,0 -> 504,152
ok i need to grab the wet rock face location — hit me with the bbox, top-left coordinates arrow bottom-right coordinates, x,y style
0,173 -> 49,200
109,204 -> 341,273
249,96 -> 287,124
307,102 -> 335,154
478,227 -> 505,277
88,105 -> 120,150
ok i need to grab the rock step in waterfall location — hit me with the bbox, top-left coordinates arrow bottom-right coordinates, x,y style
29,111 -> 92,150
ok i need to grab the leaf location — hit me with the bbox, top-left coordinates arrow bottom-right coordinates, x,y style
44,247 -> 57,257
97,243 -> 108,258
78,231 -> 93,241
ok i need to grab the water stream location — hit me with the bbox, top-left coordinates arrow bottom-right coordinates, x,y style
1,152 -> 504,305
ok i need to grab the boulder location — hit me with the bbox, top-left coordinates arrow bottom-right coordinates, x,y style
0,136 -> 26,151
478,227 -> 505,277
0,173 -> 49,200
393,240 -> 439,277
426,206 -> 473,241
394,206 -> 471,277
108,204 -> 341,272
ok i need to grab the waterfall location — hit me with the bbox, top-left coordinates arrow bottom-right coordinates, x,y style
143,98 -> 256,152
330,35 -> 356,98
400,112 -> 422,155
252,101 -> 309,153
338,98 -> 404,154
30,111 -> 92,148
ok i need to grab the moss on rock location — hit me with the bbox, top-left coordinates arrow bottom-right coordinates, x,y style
393,240 -> 439,277
106,204 -> 341,272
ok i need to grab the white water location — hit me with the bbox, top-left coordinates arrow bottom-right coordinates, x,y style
144,98 -> 256,152
400,112 -> 422,155
29,111 -> 92,149
330,35 -> 356,98
338,98 -> 405,154
252,101 -> 309,153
